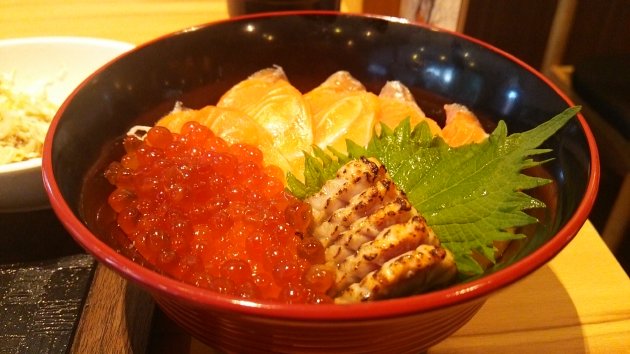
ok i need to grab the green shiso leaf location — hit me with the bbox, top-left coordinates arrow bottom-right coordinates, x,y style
286,145 -> 352,199
286,106 -> 580,275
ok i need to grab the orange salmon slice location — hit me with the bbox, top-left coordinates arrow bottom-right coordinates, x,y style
441,103 -> 489,147
377,81 -> 442,137
304,71 -> 378,153
217,66 -> 313,166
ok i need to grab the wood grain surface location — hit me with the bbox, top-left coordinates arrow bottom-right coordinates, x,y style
70,265 -> 155,354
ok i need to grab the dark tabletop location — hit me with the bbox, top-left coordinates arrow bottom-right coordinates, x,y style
0,209 -> 95,354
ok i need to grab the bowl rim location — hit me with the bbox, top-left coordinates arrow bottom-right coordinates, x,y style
0,35 -> 135,50
0,158 -> 41,174
42,11 -> 600,321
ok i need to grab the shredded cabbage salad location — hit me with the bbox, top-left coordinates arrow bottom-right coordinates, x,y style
0,73 -> 57,164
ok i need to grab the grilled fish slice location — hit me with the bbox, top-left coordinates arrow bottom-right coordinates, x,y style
325,197 -> 415,264
306,157 -> 386,245
335,244 -> 457,304
334,215 -> 438,292
317,178 -> 399,246
304,157 -> 457,302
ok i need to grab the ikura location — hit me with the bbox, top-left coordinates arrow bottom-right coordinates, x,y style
105,122 -> 334,303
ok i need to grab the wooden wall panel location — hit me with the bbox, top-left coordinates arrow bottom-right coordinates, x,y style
462,0 -> 558,69
563,0 -> 630,65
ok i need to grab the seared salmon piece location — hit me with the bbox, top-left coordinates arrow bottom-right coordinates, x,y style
306,157 -> 385,228
305,157 -> 457,303
333,215 -> 440,293
335,244 -> 456,303
324,197 -> 414,264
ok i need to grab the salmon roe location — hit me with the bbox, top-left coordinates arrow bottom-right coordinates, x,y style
105,122 -> 334,303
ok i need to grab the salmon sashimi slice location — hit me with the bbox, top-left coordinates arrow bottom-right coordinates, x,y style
304,71 -> 378,153
304,71 -> 366,124
156,105 -> 294,178
441,103 -> 489,147
377,81 -> 442,136
312,92 -> 379,153
217,66 -> 313,169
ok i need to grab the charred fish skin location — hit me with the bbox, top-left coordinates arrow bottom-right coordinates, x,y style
333,215 -> 438,293
306,156 -> 386,246
315,178 -> 400,249
324,197 -> 415,264
305,157 -> 457,303
334,244 -> 457,304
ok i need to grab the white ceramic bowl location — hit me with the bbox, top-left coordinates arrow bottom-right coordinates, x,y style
0,37 -> 133,212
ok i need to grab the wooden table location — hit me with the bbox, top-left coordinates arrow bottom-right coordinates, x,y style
2,1 -> 629,353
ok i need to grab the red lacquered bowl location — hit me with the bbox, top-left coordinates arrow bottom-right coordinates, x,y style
43,12 -> 599,353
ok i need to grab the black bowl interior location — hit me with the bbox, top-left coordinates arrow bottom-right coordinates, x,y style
50,13 -> 592,274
